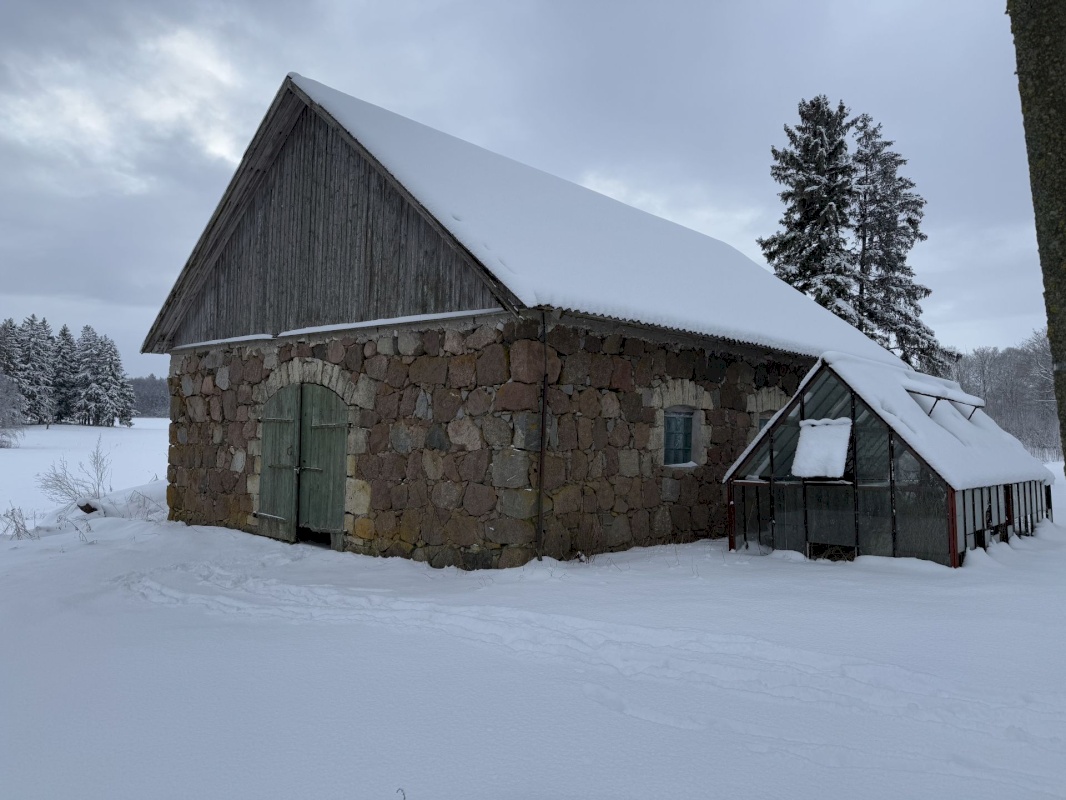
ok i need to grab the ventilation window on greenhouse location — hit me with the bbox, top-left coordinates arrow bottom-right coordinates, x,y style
792,418 -> 852,478
664,408 -> 695,466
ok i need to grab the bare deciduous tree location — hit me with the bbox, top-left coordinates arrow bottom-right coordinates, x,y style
950,328 -> 1061,460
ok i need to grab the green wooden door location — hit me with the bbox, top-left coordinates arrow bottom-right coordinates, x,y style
260,383 -> 348,548
297,384 -> 348,545
260,384 -> 301,543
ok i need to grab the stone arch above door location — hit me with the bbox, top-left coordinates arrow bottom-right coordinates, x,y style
255,357 -> 360,407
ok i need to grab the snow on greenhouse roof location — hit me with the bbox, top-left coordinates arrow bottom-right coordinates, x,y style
727,352 -> 1052,490
826,353 -> 1053,490
290,74 -> 901,365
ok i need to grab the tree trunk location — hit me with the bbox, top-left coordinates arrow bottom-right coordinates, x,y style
1008,0 -> 1066,452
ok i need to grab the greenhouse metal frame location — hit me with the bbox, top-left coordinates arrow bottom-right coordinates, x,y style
726,361 -> 1051,567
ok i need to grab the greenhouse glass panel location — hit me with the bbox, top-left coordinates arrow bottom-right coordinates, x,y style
854,399 -> 890,485
857,487 -> 893,556
772,483 -> 805,553
757,484 -> 773,548
733,486 -> 745,545
737,437 -> 772,481
893,444 -> 922,485
803,371 -> 851,422
742,485 -> 756,547
801,370 -> 831,412
806,485 -> 856,546
772,406 -> 803,480
893,437 -> 949,565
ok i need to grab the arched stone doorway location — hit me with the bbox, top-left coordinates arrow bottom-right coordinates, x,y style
259,383 -> 348,549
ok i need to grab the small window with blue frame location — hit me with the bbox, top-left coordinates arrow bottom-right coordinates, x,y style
664,408 -> 694,466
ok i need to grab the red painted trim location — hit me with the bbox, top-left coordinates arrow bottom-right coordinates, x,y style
947,487 -> 959,568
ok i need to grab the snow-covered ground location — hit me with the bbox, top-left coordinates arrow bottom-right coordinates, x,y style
2,427 -> 1065,799
0,418 -> 169,518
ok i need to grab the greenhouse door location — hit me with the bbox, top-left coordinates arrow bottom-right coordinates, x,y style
259,384 -> 348,549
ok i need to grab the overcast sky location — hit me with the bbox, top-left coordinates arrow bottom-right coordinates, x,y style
0,0 -> 1045,376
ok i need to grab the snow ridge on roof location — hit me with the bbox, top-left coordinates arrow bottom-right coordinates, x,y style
289,73 -> 902,365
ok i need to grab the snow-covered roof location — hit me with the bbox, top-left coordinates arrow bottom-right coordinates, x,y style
827,352 -> 1052,489
290,74 -> 901,365
727,351 -> 1052,490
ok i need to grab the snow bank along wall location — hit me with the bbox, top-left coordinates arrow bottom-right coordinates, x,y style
167,311 -> 809,568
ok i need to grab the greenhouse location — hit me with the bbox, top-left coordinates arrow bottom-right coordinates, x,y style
725,352 -> 1054,567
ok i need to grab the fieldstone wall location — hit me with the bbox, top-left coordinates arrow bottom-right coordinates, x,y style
167,313 -> 809,568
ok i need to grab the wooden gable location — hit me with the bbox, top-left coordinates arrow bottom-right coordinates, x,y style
143,79 -> 517,353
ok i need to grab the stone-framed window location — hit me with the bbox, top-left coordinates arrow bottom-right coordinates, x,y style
664,407 -> 695,466
649,378 -> 713,469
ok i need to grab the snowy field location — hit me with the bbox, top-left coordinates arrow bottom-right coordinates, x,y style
2,425 -> 1066,799
0,418 -> 169,519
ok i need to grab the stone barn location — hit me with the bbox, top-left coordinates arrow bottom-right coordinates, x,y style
143,73 -> 900,569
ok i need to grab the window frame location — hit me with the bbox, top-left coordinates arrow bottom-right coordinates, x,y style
663,406 -> 696,467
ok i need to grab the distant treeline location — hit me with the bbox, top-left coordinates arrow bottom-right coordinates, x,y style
949,328 -> 1061,461
131,375 -> 170,418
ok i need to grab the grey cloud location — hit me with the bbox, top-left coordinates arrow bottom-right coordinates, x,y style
0,0 -> 1048,376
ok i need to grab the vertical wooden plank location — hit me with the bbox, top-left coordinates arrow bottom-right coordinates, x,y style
297,384 -> 347,536
259,385 -> 300,542
170,108 -> 503,346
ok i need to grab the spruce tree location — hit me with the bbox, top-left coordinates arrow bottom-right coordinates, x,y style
17,315 -> 56,425
851,115 -> 950,371
53,324 -> 78,423
74,325 -> 110,426
0,318 -> 25,385
100,335 -> 135,427
0,319 -> 28,425
760,101 -> 953,373
758,96 -> 858,325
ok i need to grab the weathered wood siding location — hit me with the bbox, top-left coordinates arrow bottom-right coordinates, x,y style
171,107 -> 500,347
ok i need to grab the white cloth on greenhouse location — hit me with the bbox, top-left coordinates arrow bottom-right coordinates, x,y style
792,418 -> 852,478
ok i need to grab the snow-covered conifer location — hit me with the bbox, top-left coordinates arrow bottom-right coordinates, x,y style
0,319 -> 28,425
851,116 -> 955,373
74,325 -> 112,426
760,103 -> 954,373
17,315 -> 56,425
99,335 -> 135,427
758,96 -> 857,325
52,324 -> 78,423
0,318 -> 25,383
